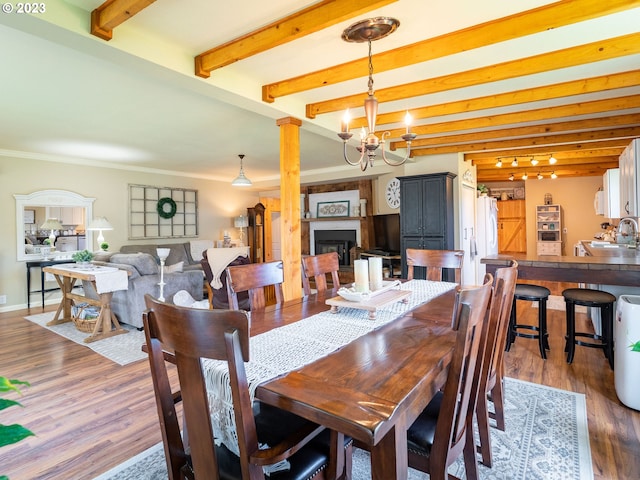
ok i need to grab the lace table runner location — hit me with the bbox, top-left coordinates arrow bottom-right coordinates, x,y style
202,279 -> 456,455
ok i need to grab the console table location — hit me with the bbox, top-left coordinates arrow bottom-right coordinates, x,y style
26,259 -> 73,308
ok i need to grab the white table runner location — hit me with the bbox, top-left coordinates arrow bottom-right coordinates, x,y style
202,279 -> 457,455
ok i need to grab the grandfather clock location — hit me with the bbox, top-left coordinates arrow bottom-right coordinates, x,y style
247,202 -> 265,263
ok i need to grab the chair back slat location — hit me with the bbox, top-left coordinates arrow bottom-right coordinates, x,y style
143,295 -> 258,479
301,252 -> 341,295
226,260 -> 284,310
429,276 -> 493,476
406,249 -> 464,284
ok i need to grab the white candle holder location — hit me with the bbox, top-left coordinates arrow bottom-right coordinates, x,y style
156,248 -> 171,301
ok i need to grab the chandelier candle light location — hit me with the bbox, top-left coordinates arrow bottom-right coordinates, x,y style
338,17 -> 416,171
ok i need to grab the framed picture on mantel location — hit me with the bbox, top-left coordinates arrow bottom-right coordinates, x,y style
317,200 -> 350,218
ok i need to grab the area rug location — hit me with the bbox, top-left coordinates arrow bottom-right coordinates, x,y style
92,378 -> 593,479
24,311 -> 147,366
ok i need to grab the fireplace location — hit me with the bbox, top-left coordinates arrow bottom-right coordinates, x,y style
314,230 -> 356,266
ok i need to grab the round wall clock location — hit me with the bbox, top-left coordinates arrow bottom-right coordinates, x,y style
385,177 -> 401,209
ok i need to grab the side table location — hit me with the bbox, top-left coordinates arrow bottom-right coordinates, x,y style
26,258 -> 73,308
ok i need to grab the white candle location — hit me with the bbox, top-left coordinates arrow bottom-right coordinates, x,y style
354,259 -> 369,293
368,257 -> 383,291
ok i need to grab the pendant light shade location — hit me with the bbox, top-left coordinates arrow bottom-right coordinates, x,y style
231,154 -> 252,187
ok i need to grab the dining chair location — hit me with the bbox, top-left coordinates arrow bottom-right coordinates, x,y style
142,294 -> 351,480
406,275 -> 493,480
475,260 -> 518,467
226,260 -> 284,310
301,252 -> 341,296
406,248 -> 465,285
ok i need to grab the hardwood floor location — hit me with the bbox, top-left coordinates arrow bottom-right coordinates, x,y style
1,289 -> 638,479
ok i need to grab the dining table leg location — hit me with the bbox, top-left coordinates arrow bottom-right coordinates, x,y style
370,424 -> 408,480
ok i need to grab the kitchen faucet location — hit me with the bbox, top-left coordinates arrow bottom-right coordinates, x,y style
616,217 -> 639,245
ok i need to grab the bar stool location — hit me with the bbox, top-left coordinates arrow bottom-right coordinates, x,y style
562,288 -> 615,369
506,284 -> 551,359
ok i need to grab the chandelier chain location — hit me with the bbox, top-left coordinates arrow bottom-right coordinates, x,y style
367,39 -> 374,95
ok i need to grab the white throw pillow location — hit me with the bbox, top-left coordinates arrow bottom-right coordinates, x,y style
164,261 -> 184,273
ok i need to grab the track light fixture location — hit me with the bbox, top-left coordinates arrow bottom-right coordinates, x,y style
537,172 -> 543,180
551,171 -> 558,179
549,154 -> 557,164
530,157 -> 539,166
508,173 -> 514,181
522,172 -> 528,180
511,158 -> 518,167
495,159 -> 502,168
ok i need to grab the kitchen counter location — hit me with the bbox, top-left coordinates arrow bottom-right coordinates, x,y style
481,253 -> 640,286
580,240 -> 640,258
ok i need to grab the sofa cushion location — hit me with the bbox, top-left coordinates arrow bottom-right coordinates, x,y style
110,253 -> 159,275
164,261 -> 184,273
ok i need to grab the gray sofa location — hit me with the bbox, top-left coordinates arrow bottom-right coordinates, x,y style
87,251 -> 203,328
118,242 -> 203,272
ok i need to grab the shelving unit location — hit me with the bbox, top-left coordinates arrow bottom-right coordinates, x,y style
536,204 -> 562,256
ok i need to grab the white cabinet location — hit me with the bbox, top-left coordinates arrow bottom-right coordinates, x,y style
603,168 -> 620,218
47,207 -> 84,226
619,139 -> 640,216
536,204 -> 562,256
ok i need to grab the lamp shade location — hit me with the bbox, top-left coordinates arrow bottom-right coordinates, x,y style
234,215 -> 248,228
87,217 -> 113,231
40,218 -> 63,230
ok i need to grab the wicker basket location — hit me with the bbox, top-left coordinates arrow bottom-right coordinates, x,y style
71,303 -> 100,333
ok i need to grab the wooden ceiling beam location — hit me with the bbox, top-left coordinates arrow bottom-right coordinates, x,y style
91,0 -> 157,41
390,113 -> 640,151
306,32 -> 640,117
351,70 -> 640,129
387,95 -> 640,144
262,0 -> 640,102
409,127 -> 640,157
194,0 -> 397,78
477,162 -> 619,181
466,144 -> 628,160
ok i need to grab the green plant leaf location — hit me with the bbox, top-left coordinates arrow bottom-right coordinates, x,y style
630,341 -> 640,352
0,377 -> 29,394
0,399 -> 23,412
0,424 -> 35,448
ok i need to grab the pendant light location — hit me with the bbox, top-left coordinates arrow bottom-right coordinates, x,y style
231,154 -> 252,187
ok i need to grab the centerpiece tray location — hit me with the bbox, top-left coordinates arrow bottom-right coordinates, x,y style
326,280 -> 411,319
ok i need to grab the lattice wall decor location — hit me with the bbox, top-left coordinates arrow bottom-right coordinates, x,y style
129,184 -> 198,239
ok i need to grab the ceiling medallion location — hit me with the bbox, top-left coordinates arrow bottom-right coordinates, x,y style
338,17 -> 415,171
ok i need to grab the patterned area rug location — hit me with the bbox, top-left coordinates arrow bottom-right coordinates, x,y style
24,311 -> 147,366
92,378 -> 593,479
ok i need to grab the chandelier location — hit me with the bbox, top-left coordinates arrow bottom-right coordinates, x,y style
337,17 -> 416,171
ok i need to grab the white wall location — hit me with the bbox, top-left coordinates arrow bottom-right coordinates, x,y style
0,156 -> 259,311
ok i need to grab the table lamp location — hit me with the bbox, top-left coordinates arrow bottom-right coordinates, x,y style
87,217 -> 113,250
234,215 -> 248,245
40,218 -> 63,248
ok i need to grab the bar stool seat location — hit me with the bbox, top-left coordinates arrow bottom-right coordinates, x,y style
506,284 -> 551,359
562,288 -> 615,369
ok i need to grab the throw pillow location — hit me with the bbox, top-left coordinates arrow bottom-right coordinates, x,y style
110,253 -> 159,275
164,261 -> 184,274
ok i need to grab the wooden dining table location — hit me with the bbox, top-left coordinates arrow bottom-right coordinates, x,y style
249,285 -> 458,480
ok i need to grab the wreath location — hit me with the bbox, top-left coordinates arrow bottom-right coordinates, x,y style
157,197 -> 177,219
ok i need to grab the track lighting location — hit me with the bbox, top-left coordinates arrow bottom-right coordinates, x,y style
511,158 -> 518,167
522,172 -> 528,180
495,159 -> 502,168
537,172 -> 543,180
508,173 -> 514,181
549,155 -> 557,165
530,157 -> 539,166
551,171 -> 557,179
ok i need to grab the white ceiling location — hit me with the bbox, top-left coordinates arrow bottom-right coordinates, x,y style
1,0 -> 639,187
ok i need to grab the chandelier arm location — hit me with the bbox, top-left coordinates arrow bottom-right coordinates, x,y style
343,141 -> 368,169
380,131 -> 414,167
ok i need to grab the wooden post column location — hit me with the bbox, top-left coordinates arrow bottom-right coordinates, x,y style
276,117 -> 303,300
